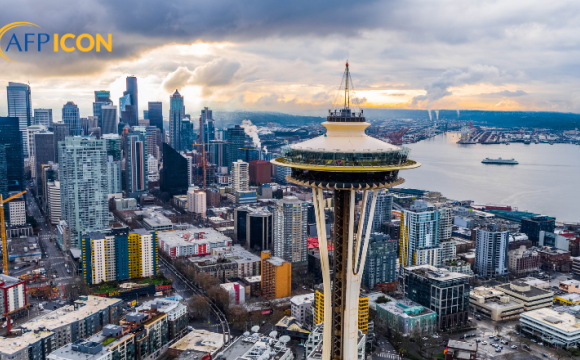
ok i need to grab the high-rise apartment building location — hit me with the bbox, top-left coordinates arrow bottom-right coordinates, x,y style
148,155 -> 159,181
234,206 -> 273,251
402,265 -> 471,330
0,117 -> 25,194
399,200 -> 452,267
231,159 -> 249,192
261,250 -> 291,299
249,160 -> 271,186
107,156 -> 122,195
363,190 -> 393,234
126,127 -> 148,197
148,102 -> 163,132
47,180 -> 61,224
187,188 -> 207,218
275,165 -> 291,184
101,105 -> 118,135
59,136 -> 108,247
146,126 -> 160,159
226,125 -> 246,172
475,225 -> 509,278
82,227 -> 157,285
273,196 -> 308,264
62,101 -> 80,135
7,192 -> 26,226
169,90 -> 184,151
7,82 -> 32,157
34,108 -> 53,128
362,233 -> 398,289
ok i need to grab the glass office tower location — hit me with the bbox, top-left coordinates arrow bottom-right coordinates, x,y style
7,82 -> 32,157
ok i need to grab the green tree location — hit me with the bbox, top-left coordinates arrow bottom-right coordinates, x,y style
376,295 -> 390,304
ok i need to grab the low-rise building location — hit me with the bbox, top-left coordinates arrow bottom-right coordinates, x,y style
220,282 -> 246,305
22,296 -> 123,350
441,259 -> 474,275
520,308 -> 580,348
168,329 -> 223,359
159,228 -> 232,259
572,256 -> 580,276
241,275 -> 262,296
559,279 -> 580,294
445,340 -> 477,360
214,331 -> 293,360
275,316 -> 310,340
189,256 -> 238,283
537,246 -> 572,272
495,281 -> 554,311
141,208 -> 174,231
375,299 -> 437,336
290,293 -> 314,325
136,298 -> 188,341
469,287 -> 524,321
508,245 -> 540,275
518,277 -> 549,289
210,245 -> 261,277
0,328 -> 54,360
555,293 -> 580,306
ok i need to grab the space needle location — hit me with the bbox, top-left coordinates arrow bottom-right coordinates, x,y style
272,62 -> 420,360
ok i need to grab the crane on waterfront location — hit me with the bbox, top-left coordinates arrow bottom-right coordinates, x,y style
1,190 -> 27,275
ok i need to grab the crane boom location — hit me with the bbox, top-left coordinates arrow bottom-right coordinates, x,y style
1,190 -> 27,275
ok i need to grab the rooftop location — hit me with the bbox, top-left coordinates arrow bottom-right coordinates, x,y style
447,340 -> 477,353
0,274 -> 24,288
136,298 -> 186,314
496,282 -> 554,299
561,280 -> 580,287
170,329 -> 223,356
0,330 -> 54,355
290,293 -> 314,306
244,275 -> 261,283
377,299 -> 435,318
22,296 -> 121,332
557,293 -> 580,302
521,308 -> 580,334
159,228 -> 231,247
404,264 -> 470,281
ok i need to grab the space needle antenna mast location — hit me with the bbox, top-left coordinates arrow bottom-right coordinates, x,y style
272,62 -> 420,360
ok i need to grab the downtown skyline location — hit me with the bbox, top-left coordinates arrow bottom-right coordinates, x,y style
2,0 -> 580,120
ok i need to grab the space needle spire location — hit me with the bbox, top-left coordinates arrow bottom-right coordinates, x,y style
272,63 -> 420,360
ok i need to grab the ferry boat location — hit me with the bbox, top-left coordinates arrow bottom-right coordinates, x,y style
482,157 -> 518,165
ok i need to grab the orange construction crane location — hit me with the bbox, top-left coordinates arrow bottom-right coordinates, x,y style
1,190 -> 26,275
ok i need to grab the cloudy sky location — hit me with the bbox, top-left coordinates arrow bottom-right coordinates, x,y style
1,0 -> 580,121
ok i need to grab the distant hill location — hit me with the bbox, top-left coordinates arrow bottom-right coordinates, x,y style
164,109 -> 580,130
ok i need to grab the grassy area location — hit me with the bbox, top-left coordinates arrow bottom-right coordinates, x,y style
93,283 -> 117,294
102,337 -> 116,346
139,274 -> 172,286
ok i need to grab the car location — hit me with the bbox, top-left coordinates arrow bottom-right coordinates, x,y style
422,337 -> 428,340
482,341 -> 487,345
471,333 -> 476,337
495,348 -> 501,352
511,345 -> 518,349
489,335 -> 495,339
543,354 -> 548,358
13,267 -> 19,270
476,339 -> 481,342
539,342 -> 544,346
494,338 -> 499,341
531,339 -> 537,343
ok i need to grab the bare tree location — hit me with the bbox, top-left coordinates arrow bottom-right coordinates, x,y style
188,295 -> 210,320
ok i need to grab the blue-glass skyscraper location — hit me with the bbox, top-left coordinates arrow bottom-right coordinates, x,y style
226,125 -> 246,172
62,101 -> 80,135
200,107 -> 215,149
126,127 -> 148,197
169,90 -> 185,151
7,82 -> 32,157
148,102 -> 163,132
0,117 -> 25,194
119,76 -> 138,126
93,90 -> 112,129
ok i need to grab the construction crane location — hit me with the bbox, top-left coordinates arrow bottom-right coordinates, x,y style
1,190 -> 26,275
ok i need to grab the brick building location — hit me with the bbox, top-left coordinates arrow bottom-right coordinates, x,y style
537,247 -> 572,272
508,245 -> 540,276
249,160 -> 271,186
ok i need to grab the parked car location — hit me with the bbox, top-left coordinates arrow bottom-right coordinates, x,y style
531,339 -> 537,343
495,348 -> 501,352
543,354 -> 548,357
511,345 -> 518,349
482,341 -> 487,345
476,339 -> 481,342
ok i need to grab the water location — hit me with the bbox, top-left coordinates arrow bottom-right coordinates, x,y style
400,132 -> 580,222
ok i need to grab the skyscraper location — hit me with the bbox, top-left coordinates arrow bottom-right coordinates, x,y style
160,143 -> 189,195
226,125 -> 245,172
169,90 -> 184,151
126,127 -> 148,197
53,123 -> 69,160
59,136 -> 108,247
0,117 -> 25,194
199,107 -> 215,152
148,102 -> 163,132
27,124 -> 47,178
125,76 -> 138,125
362,233 -> 398,289
273,196 -> 308,264
93,90 -> 112,129
7,82 -> 32,157
34,109 -> 53,128
101,105 -> 118,135
474,225 -> 509,278
231,160 -> 249,192
0,146 -> 7,197
143,110 -> 149,120
399,200 -> 452,267
62,101 -> 80,135
34,130 -> 55,195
